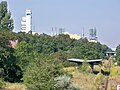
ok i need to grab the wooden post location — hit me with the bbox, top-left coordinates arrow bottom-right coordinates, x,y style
103,77 -> 108,90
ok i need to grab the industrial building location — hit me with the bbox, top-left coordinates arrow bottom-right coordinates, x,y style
21,9 -> 32,33
88,27 -> 98,43
63,32 -> 81,40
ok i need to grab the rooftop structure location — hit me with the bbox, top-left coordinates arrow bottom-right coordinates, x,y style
51,27 -> 65,36
32,31 -> 39,35
89,27 -> 98,43
9,40 -> 18,48
63,32 -> 81,40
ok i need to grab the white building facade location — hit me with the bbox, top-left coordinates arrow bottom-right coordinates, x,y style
21,9 -> 32,33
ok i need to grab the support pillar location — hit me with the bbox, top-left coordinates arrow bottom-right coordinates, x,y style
90,63 -> 94,72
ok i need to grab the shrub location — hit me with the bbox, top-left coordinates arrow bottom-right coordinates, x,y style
110,65 -> 118,76
94,72 -> 105,89
23,54 -> 64,90
54,75 -> 80,90
79,61 -> 91,73
0,79 -> 5,89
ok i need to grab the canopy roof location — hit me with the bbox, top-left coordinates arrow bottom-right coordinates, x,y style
68,58 -> 102,63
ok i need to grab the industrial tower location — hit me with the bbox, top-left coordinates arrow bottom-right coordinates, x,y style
21,9 -> 32,33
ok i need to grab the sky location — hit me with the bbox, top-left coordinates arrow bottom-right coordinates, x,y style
4,0 -> 120,48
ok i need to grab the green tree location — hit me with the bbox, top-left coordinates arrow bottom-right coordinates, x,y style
0,31 -> 22,82
23,54 -> 64,90
115,45 -> 120,65
0,1 -> 14,31
15,41 -> 34,71
69,39 -> 111,60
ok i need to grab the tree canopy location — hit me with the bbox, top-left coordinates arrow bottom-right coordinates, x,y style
115,45 -> 120,65
0,1 -> 14,31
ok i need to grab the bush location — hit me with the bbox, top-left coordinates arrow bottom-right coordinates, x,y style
23,54 -> 64,90
23,62 -> 56,90
79,61 -> 91,73
63,61 -> 77,67
110,65 -> 118,76
54,75 -> 80,90
94,72 -> 105,89
0,79 -> 5,89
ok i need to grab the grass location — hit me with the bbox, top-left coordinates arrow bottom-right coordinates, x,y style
64,66 -> 120,90
64,66 -> 96,90
3,82 -> 27,90
71,71 -> 96,90
107,75 -> 120,90
107,66 -> 120,90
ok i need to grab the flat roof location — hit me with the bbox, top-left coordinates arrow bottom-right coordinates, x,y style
106,51 -> 116,54
68,58 -> 102,63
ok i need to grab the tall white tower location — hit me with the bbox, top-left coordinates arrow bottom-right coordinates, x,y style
21,9 -> 32,33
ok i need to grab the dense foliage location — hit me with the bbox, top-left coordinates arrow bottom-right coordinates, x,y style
15,33 -> 110,60
0,1 -> 22,84
0,31 -> 22,83
23,54 -> 64,90
115,45 -> 120,65
0,1 -> 14,31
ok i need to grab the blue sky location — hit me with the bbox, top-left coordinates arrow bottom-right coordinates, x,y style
5,0 -> 120,48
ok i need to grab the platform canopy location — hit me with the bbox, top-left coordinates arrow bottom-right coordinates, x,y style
106,51 -> 116,54
106,51 -> 116,56
68,58 -> 102,63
